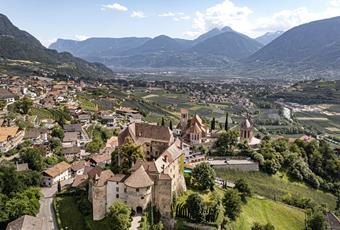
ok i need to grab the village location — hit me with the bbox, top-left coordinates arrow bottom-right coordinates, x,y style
0,75 -> 339,230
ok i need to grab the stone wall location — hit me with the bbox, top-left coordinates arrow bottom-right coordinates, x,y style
92,185 -> 107,221
126,186 -> 152,213
154,178 -> 172,217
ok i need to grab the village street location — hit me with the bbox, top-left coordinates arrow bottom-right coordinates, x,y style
37,178 -> 73,230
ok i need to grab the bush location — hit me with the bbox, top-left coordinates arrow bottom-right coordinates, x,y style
222,189 -> 242,221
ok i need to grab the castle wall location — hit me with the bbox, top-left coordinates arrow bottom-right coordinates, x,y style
92,185 -> 107,221
126,186 -> 152,212
106,181 -> 127,211
154,179 -> 172,217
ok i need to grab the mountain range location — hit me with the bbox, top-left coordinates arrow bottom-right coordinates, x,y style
50,27 -> 264,69
0,14 -> 113,79
2,12 -> 340,80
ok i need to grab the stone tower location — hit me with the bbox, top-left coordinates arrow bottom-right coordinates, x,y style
180,108 -> 188,131
240,114 -> 253,142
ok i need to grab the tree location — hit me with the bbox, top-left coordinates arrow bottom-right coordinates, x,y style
225,112 -> 229,131
85,138 -> 103,153
235,179 -> 252,202
119,137 -> 144,174
108,201 -> 132,230
161,117 -> 165,126
211,117 -> 216,130
14,97 -> 32,115
251,222 -> 275,230
57,181 -> 62,193
21,148 -> 45,172
191,162 -> 216,191
186,193 -> 206,223
222,189 -> 242,220
51,126 -> 64,140
306,209 -> 327,230
169,120 -> 173,130
215,130 -> 239,155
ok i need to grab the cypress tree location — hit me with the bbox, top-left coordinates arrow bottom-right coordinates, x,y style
169,120 -> 173,130
211,117 -> 216,130
225,112 -> 229,131
161,117 -> 165,126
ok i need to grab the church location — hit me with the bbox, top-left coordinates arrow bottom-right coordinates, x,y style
239,115 -> 261,147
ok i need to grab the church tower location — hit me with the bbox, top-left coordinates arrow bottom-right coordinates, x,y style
180,108 -> 188,131
240,115 -> 253,142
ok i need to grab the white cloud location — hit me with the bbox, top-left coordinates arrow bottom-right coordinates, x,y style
75,35 -> 89,41
158,12 -> 176,17
131,10 -> 145,18
101,3 -> 128,12
159,11 -> 191,22
330,0 -> 340,7
185,0 -> 340,38
191,0 -> 253,33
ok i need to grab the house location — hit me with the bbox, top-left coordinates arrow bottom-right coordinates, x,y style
0,127 -> 25,152
62,132 -> 79,147
0,88 -> 15,104
63,123 -> 90,146
118,122 -> 174,160
62,146 -> 82,159
24,128 -> 48,144
91,138 -> 186,221
100,136 -> 118,155
42,161 -> 71,187
71,160 -> 89,176
177,108 -> 210,145
6,215 -> 43,230
90,153 -> 112,167
78,113 -> 91,124
100,114 -> 116,127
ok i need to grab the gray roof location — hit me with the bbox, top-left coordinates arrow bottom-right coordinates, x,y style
6,215 -> 43,230
124,165 -> 154,188
63,132 -> 79,142
64,124 -> 82,132
0,88 -> 15,100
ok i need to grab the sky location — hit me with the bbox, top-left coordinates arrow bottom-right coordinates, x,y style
1,0 -> 340,47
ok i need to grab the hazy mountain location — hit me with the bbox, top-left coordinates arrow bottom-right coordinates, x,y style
255,31 -> 284,45
120,35 -> 191,56
189,30 -> 263,59
249,17 -> 340,63
50,37 -> 151,57
0,13 -> 113,79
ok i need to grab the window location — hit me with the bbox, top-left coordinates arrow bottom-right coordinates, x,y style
124,188 -> 127,193
136,188 -> 139,192
116,194 -> 119,198
116,182 -> 119,185
141,196 -> 144,200
116,187 -> 119,192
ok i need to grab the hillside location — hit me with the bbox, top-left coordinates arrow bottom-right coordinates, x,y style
248,16 -> 340,64
255,31 -> 284,45
189,31 -> 263,59
0,14 -> 113,79
227,198 -> 305,230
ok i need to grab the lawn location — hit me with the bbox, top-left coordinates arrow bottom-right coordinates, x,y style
215,169 -> 337,210
77,95 -> 98,112
55,195 -> 110,230
227,198 -> 305,230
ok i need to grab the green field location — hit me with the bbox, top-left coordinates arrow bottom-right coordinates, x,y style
216,169 -> 336,210
55,195 -> 110,230
227,198 -> 305,230
77,95 -> 99,111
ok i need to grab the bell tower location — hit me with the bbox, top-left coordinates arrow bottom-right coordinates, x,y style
240,114 -> 253,142
180,108 -> 188,131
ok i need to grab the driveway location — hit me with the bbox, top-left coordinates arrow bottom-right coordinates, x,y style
37,178 -> 73,230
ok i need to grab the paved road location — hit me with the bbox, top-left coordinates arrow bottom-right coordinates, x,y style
129,215 -> 142,230
37,178 -> 73,230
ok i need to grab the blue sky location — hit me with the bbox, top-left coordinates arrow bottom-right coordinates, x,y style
1,0 -> 340,46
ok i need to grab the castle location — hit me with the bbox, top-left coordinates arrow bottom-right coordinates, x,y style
90,123 -> 186,220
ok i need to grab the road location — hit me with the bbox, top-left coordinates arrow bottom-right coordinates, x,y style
129,215 -> 141,230
37,178 -> 73,230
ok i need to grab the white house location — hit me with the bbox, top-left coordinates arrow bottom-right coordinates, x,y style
42,161 -> 71,187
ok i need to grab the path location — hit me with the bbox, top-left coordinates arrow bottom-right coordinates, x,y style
129,215 -> 142,230
37,178 -> 73,230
